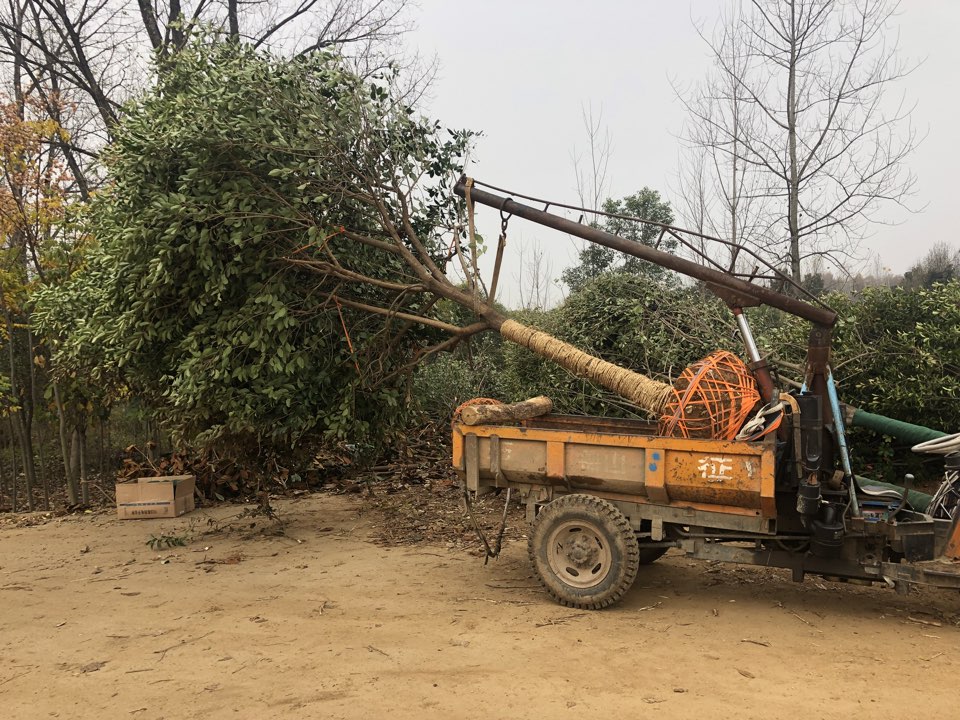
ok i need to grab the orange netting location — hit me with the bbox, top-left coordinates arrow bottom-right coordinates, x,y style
659,350 -> 761,440
452,397 -> 503,425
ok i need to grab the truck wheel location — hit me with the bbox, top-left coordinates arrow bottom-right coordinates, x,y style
529,494 -> 639,610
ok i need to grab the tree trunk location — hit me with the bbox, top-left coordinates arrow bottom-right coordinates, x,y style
786,0 -> 802,287
409,289 -> 677,417
5,410 -> 33,510
27,327 -> 47,508
496,318 -> 672,415
0,433 -> 6,509
145,418 -> 155,464
8,414 -> 34,511
136,0 -> 164,51
53,382 -> 78,505
69,428 -> 80,502
22,326 -> 38,506
461,396 -> 553,426
98,414 -> 105,475
227,0 -> 240,40
8,415 -> 18,513
36,420 -> 49,510
79,426 -> 88,506
169,0 -> 185,49
4,310 -> 35,510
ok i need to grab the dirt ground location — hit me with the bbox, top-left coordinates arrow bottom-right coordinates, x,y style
2,489 -> 959,720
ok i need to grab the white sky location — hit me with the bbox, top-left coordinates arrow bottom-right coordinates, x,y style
407,0 -> 960,308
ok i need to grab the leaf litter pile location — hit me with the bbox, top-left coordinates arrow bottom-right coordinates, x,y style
344,424 -> 528,552
363,477 -> 527,552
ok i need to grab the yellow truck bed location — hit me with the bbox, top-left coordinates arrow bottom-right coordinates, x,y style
453,414 -> 778,532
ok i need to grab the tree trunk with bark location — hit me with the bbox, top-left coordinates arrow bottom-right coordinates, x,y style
79,425 -> 88,505
8,414 -> 18,512
53,382 -> 78,505
460,396 -> 553,426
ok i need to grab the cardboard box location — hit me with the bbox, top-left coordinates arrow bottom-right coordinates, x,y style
116,475 -> 196,519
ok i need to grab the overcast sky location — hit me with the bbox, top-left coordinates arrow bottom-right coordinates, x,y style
407,0 -> 959,308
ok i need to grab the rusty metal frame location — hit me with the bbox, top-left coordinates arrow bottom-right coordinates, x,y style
880,560 -> 960,592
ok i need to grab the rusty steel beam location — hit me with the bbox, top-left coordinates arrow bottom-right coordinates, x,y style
455,179 -> 837,327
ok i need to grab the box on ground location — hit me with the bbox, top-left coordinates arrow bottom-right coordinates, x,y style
116,475 -> 196,519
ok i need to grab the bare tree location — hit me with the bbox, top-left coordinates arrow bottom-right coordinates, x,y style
676,5 -> 776,272
571,102 -> 611,214
563,104 -> 610,291
134,0 -> 411,58
0,0 -> 417,190
515,238 -> 555,311
683,0 -> 917,286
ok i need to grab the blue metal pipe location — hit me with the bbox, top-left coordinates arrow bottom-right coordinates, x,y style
827,370 -> 860,517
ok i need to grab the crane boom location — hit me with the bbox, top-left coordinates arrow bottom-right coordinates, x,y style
453,178 -> 836,327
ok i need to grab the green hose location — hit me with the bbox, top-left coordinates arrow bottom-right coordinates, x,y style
850,408 -> 947,446
855,476 -> 932,513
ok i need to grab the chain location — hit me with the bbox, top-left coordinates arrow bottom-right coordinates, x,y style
499,197 -> 512,240
486,199 -> 512,304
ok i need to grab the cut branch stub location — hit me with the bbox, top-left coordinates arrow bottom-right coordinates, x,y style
498,319 -> 672,416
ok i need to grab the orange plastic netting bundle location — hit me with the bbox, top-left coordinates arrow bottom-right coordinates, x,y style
659,350 -> 761,440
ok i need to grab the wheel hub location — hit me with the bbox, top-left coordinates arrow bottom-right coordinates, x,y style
564,533 -> 600,568
546,520 -> 613,589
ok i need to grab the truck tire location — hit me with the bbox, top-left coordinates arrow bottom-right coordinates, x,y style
529,494 -> 639,610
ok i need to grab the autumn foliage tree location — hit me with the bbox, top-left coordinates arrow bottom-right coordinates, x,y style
0,93 -> 72,509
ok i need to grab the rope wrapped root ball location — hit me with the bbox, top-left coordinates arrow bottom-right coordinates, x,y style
660,350 -> 761,440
